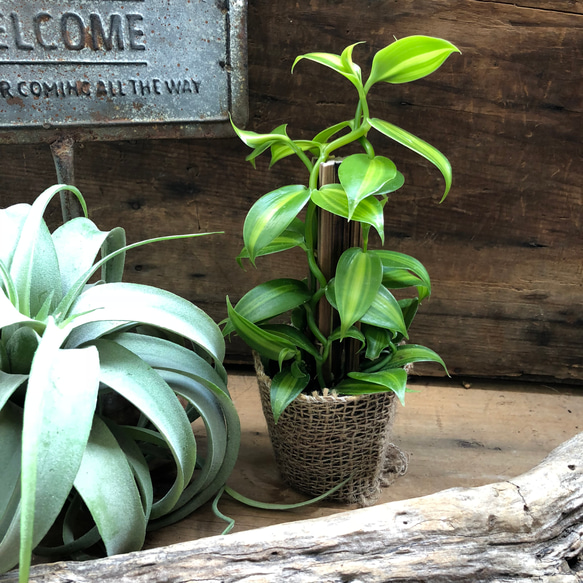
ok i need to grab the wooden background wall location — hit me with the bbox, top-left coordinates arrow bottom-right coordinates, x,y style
1,0 -> 581,383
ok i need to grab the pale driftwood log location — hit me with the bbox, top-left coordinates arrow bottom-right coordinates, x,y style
3,433 -> 583,583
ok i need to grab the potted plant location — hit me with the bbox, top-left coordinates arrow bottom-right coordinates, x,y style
0,185 -> 240,582
223,36 -> 459,504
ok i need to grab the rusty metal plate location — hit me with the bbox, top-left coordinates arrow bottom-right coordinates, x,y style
0,0 -> 247,143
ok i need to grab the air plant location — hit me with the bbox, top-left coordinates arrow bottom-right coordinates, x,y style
0,185 -> 240,582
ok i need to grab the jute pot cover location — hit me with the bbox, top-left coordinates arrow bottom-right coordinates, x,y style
254,354 -> 408,506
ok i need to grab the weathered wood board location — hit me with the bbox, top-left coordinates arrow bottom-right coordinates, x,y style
0,1 -> 581,382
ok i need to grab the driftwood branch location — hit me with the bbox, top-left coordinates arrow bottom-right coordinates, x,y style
3,433 -> 583,582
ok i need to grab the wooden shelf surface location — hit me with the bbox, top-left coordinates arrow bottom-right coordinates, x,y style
144,373 -> 583,550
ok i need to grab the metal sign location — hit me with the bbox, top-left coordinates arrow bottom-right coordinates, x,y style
0,0 -> 247,143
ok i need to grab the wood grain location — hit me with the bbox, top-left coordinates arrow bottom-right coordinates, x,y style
0,1 -> 581,381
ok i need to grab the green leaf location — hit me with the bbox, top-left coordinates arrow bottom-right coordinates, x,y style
340,42 -> 364,82
243,185 -> 311,264
270,140 -> 319,166
261,324 -> 320,360
338,154 -> 398,218
328,325 -> 366,348
381,267 -> 425,289
361,285 -> 409,337
313,121 -> 352,144
231,120 -> 292,150
292,50 -> 362,90
362,324 -> 393,360
372,249 -> 431,299
366,35 -> 460,89
310,185 -> 385,243
384,343 -> 448,374
225,297 -> 297,364
73,416 -> 147,556
394,298 -> 420,344
223,279 -> 312,337
270,363 -> 310,423
242,124 -> 291,167
334,248 -> 383,338
369,118 -> 452,201
236,229 -> 306,265
342,368 -> 408,405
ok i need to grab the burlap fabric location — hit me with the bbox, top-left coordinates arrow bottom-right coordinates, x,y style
254,354 -> 408,506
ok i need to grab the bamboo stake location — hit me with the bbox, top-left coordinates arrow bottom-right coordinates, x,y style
317,160 -> 361,386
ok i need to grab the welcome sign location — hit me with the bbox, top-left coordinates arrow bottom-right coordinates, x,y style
0,0 -> 247,143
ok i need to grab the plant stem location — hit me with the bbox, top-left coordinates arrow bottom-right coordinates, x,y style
291,142 -> 315,173
360,346 -> 397,373
304,201 -> 327,291
323,122 -> 369,159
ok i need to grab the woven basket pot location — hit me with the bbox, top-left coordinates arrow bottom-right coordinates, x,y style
254,353 -> 408,506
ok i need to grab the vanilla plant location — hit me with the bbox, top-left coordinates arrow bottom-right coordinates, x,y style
224,36 -> 459,420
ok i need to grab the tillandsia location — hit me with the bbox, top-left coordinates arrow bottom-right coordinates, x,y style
0,186 -> 240,583
224,36 -> 460,422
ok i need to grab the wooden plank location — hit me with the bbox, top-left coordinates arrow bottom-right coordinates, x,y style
0,0 -> 581,381
3,398 -> 583,582
476,0 -> 583,13
142,373 -> 583,548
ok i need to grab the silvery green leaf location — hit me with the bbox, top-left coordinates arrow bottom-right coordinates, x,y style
9,185 -> 86,318
67,282 -> 225,365
11,325 -> 99,581
0,203 -> 29,273
52,218 -> 126,295
92,339 -> 197,520
5,327 -> 39,375
146,374 -> 241,530
107,332 -> 228,397
0,402 -> 22,539
73,416 -> 147,556
0,371 -> 28,411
